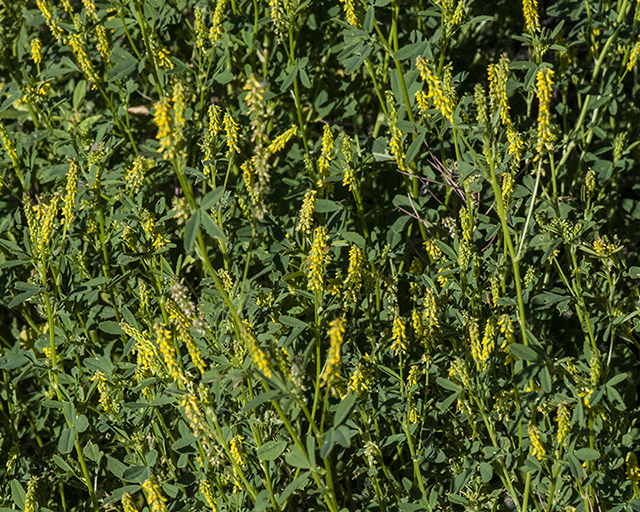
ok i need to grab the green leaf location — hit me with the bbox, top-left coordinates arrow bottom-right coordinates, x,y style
285,445 -> 310,469
479,462 -> 493,482
9,284 -> 43,308
630,266 -> 640,278
320,428 -> 336,459
58,426 -> 76,454
257,440 -> 287,461
509,344 -> 540,362
76,414 -> 89,433
333,393 -> 357,427
52,454 -> 73,473
122,465 -> 150,483
201,211 -> 226,241
241,390 -> 285,412
607,373 -> 627,387
277,472 -> 310,506
108,46 -> 138,81
314,199 -> 342,213
99,321 -> 124,335
11,480 -> 26,510
184,210 -> 200,250
278,315 -> 308,330
574,448 -> 600,461
394,41 -> 429,61
436,377 -> 462,392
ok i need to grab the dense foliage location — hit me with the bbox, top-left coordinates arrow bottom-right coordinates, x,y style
1,0 -> 640,511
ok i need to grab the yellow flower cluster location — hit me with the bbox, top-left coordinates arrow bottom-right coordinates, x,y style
36,0 -> 65,43
209,0 -> 228,44
488,54 -> 511,126
241,322 -> 273,378
194,7 -> 206,49
628,39 -> 640,72
592,236 -> 618,258
528,423 -> 546,460
141,209 -> 169,251
154,323 -> 184,383
166,300 -> 206,374
415,56 -> 456,122
62,159 -> 79,230
556,402 -> 571,445
339,0 -> 359,27
522,0 -> 540,33
31,38 -> 42,65
121,493 -> 137,512
24,476 -> 38,512
498,314 -> 515,353
153,97 -> 172,159
181,393 -> 210,438
348,364 -> 372,396
125,156 -> 154,195
267,125 -> 297,155
171,81 -> 187,157
0,123 -> 18,166
200,480 -> 218,511
307,226 -> 330,293
229,435 -> 245,491
501,171 -> 514,206
341,134 -> 356,191
68,33 -> 99,84
535,67 -> 555,153
121,321 -> 159,377
24,194 -> 60,256
95,25 -> 110,62
627,452 -> 640,485
391,314 -> 407,355
142,477 -> 168,512
91,370 -> 122,415
318,124 -> 334,188
343,245 -> 365,305
224,109 -> 240,157
321,317 -> 345,387
297,188 -> 316,234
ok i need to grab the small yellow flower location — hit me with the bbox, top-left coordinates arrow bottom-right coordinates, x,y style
62,159 -> 79,230
209,0 -> 227,43
307,226 -> 330,293
31,38 -> 43,65
522,0 -> 540,33
180,393 -> 210,438
155,323 -> 184,383
391,314 -> 407,355
24,476 -> 38,512
200,480 -> 217,511
528,423 -> 546,460
627,39 -> 640,72
68,33 -> 99,84
556,402 -> 571,445
536,67 -> 555,153
142,477 -> 168,512
627,452 -> 640,485
267,125 -> 297,155
415,56 -> 456,123
297,189 -> 316,234
488,54 -> 511,126
338,0 -> 359,27
241,322 -> 273,378
318,124 -> 334,187
321,317 -> 345,387
224,109 -> 240,157
153,97 -> 172,158
121,493 -> 137,512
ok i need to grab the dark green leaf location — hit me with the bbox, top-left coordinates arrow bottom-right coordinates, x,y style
257,441 -> 287,461
184,210 -> 200,250
58,426 -> 76,454
285,445 -> 310,468
574,448 -> 600,461
509,344 -> 540,362
333,393 -> 357,427
314,199 -> 342,212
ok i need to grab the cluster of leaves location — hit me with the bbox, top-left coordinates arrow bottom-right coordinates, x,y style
1,0 -> 640,511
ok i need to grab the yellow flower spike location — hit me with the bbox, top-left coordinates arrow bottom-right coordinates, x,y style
166,300 -> 206,375
194,7 -> 207,49
24,476 -> 38,512
208,104 -> 222,136
317,124 -> 335,188
528,423 -> 546,460
91,370 -> 122,415
62,159 -> 79,230
68,33 -> 99,84
180,393 -> 210,438
320,317 -> 345,387
343,245 -> 364,305
142,477 -> 168,512
223,109 -> 240,157
31,38 -> 42,65
36,0 -> 65,43
296,188 -> 316,234
415,56 -> 456,123
267,125 -> 297,156
628,39 -> 640,72
307,226 -> 330,293
535,67 -> 555,153
522,0 -> 540,33
241,321 -> 273,378
391,314 -> 407,356
95,25 -> 110,62
209,0 -> 228,44
556,402 -> 571,445
154,323 -> 183,383
153,97 -> 172,159
627,452 -> 640,485
121,493 -> 137,512
338,0 -> 360,27
488,54 -> 511,126
200,480 -> 218,511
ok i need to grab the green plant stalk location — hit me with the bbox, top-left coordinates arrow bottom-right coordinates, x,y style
403,421 -> 428,501
288,26 -> 309,154
132,0 -> 165,98
517,158 -> 543,259
270,399 -> 339,512
42,288 -> 99,512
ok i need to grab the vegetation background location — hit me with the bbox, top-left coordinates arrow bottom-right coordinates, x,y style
1,0 -> 640,511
